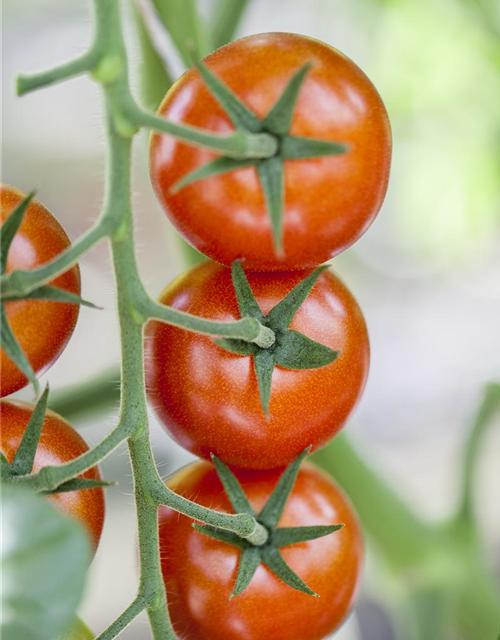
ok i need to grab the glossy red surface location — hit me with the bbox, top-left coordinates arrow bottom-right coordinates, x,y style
145,261 -> 369,469
150,32 -> 391,270
0,399 -> 105,552
159,460 -> 363,640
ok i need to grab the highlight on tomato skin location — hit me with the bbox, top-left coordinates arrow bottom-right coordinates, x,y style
0,399 -> 105,553
0,184 -> 81,398
149,32 -> 392,271
158,460 -> 364,640
145,260 -> 369,470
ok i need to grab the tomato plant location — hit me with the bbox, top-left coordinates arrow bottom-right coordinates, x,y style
0,185 -> 81,397
0,399 -> 105,552
150,32 -> 391,271
159,459 -> 363,640
146,260 -> 369,469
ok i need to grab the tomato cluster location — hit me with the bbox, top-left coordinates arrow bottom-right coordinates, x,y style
147,32 -> 390,639
0,184 -> 105,553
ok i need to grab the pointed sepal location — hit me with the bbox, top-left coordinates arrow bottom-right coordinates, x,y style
266,266 -> 328,330
0,304 -> 39,393
172,157 -> 256,193
262,546 -> 318,597
10,385 -> 49,476
231,261 -> 264,319
257,156 -> 284,255
272,524 -> 344,548
193,523 -> 245,548
41,477 -> 115,495
274,330 -> 338,370
262,64 -> 311,136
259,447 -> 310,528
1,191 -> 35,274
281,135 -> 347,160
3,285 -> 100,309
253,349 -> 275,416
195,61 -> 262,132
231,546 -> 261,598
211,454 -> 255,515
1,452 -> 11,479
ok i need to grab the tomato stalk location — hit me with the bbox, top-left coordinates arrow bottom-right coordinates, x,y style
8,0 -> 275,637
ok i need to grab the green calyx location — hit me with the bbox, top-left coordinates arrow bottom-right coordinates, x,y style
4,385 -> 112,494
194,449 -> 344,598
172,61 -> 348,254
0,193 -> 100,394
217,261 -> 339,415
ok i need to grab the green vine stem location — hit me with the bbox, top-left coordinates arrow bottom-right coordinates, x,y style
8,1 -> 269,637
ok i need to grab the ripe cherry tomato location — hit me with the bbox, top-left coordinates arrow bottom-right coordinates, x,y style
145,261 -> 369,469
0,400 -> 105,552
159,460 -> 363,640
150,32 -> 391,271
0,184 -> 81,397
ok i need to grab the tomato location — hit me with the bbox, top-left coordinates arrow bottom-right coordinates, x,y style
0,184 -> 81,397
0,400 -> 105,552
150,32 -> 391,271
159,460 -> 363,640
145,261 -> 369,469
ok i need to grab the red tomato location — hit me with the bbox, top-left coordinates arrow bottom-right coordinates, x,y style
145,261 -> 369,469
0,400 -> 105,552
150,32 -> 391,270
159,460 -> 363,640
0,185 -> 81,397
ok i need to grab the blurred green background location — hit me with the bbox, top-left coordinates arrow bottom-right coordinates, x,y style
2,0 -> 499,638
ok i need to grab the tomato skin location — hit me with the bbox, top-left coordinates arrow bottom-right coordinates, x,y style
0,400 -> 105,552
150,32 -> 391,271
0,185 -> 81,397
159,460 -> 363,640
145,261 -> 369,469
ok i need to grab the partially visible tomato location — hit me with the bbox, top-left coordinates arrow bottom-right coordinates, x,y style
159,460 -> 363,640
0,184 -> 81,397
150,32 -> 391,270
0,400 -> 105,552
145,261 -> 369,469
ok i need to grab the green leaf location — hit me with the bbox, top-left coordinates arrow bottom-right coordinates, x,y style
215,338 -> 258,356
1,191 -> 34,274
1,486 -> 90,640
193,524 -> 245,548
272,524 -> 343,548
259,448 -> 310,528
231,546 -> 261,598
2,285 -> 100,309
41,478 -> 115,496
281,135 -> 347,160
274,330 -> 339,370
254,349 -> 275,416
1,452 -> 11,479
10,385 -> 49,477
0,304 -> 39,393
266,266 -> 328,330
262,64 -> 311,136
195,61 -> 262,132
261,546 -> 318,597
231,261 -> 264,319
257,156 -> 284,254
211,454 -> 255,515
172,156 -> 256,193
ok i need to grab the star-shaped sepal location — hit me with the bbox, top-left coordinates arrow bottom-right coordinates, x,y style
194,449 -> 344,598
216,261 -> 339,415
